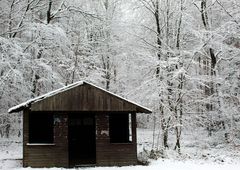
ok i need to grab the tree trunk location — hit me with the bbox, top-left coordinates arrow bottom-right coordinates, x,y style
200,0 -> 219,134
174,127 -> 181,150
174,0 -> 184,152
47,0 -> 53,24
154,0 -> 162,77
163,127 -> 169,148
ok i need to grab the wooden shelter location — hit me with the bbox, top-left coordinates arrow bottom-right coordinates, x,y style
9,81 -> 151,168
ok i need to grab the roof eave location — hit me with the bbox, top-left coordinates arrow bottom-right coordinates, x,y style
136,107 -> 152,114
8,106 -> 26,113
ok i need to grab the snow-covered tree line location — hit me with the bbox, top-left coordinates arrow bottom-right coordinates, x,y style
0,0 -> 239,151
0,0 -> 124,137
127,0 -> 240,151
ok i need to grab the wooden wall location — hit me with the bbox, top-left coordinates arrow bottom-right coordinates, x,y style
23,111 -> 138,167
95,113 -> 137,166
23,109 -> 68,168
30,83 -> 150,113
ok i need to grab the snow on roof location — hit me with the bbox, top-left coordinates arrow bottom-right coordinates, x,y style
8,81 -> 84,113
8,81 -> 152,113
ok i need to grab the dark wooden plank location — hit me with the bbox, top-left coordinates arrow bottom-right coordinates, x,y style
95,113 -> 137,166
23,112 -> 68,168
30,83 -> 150,113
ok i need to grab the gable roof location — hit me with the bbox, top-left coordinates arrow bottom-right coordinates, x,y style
8,81 -> 152,113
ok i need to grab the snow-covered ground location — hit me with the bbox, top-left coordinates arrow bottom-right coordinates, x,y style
2,159 -> 240,170
138,128 -> 240,162
0,128 -> 240,170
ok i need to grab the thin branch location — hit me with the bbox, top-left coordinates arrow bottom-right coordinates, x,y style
67,6 -> 102,20
139,0 -> 155,15
50,0 -> 66,21
12,0 -> 35,37
216,0 -> 239,24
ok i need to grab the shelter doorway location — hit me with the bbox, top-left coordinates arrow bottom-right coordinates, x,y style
68,114 -> 96,167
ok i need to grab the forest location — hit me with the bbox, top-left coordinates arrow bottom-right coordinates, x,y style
0,0 -> 240,168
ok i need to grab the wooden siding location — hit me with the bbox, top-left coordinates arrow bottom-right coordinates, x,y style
23,109 -> 68,168
23,111 -> 138,167
95,113 -> 137,166
30,83 -> 148,113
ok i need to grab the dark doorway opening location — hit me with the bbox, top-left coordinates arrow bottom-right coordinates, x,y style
68,114 -> 96,167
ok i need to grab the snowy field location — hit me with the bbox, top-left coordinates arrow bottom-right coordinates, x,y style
2,160 -> 239,170
1,128 -> 240,170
